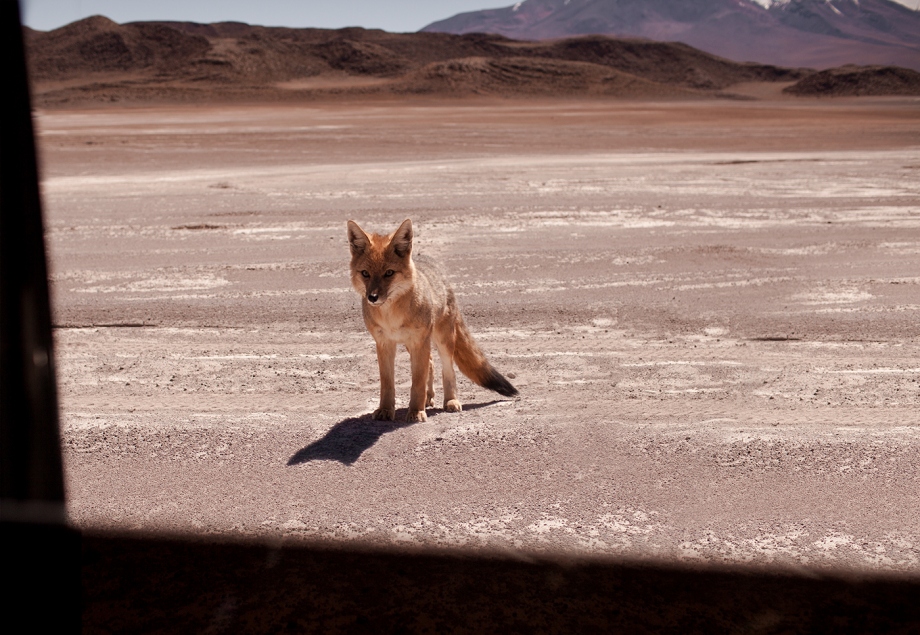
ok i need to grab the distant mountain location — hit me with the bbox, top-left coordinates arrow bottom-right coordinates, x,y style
422,0 -> 920,71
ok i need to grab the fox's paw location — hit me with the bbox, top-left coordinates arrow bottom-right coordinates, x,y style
426,396 -> 435,408
406,409 -> 428,423
444,399 -> 462,413
372,408 -> 396,421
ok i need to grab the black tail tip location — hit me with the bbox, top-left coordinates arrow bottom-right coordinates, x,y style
484,369 -> 518,398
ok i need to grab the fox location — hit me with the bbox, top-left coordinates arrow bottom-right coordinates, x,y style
347,218 -> 518,423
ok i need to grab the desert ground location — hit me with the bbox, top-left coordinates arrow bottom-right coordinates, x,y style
38,96 -> 920,573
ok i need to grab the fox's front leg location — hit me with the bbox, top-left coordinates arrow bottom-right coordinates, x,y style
373,338 -> 397,421
407,338 -> 432,422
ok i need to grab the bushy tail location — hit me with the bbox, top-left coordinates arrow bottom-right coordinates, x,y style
453,317 -> 518,397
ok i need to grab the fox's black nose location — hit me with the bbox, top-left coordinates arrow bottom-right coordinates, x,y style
367,292 -> 378,303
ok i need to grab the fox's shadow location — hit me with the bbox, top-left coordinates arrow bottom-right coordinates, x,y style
287,415 -> 412,466
287,401 -> 505,466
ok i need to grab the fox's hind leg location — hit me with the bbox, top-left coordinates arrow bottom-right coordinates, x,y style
435,338 -> 462,413
426,353 -> 435,409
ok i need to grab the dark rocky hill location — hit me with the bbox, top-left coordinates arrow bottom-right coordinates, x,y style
26,16 -> 211,79
783,64 -> 920,95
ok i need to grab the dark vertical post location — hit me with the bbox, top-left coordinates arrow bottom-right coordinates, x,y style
0,0 -> 65,512
1,1 -> 79,630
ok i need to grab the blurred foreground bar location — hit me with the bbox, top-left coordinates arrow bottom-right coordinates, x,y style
83,532 -> 919,633
1,1 -> 80,632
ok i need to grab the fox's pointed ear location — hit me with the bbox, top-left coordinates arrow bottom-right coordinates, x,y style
347,220 -> 369,255
391,218 -> 413,258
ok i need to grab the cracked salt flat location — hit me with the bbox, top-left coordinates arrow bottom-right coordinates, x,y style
793,288 -> 874,305
817,367 -> 920,374
76,274 -> 231,294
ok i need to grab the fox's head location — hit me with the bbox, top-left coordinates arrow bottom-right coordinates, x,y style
347,218 -> 415,307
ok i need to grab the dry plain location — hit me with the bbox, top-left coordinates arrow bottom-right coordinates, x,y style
38,97 -> 920,573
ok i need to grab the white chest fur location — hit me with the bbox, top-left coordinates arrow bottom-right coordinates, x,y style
367,302 -> 424,346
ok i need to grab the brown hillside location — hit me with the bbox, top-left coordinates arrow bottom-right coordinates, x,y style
535,36 -> 802,90
391,56 -> 696,98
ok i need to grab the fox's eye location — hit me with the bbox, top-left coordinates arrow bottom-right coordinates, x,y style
361,270 -> 370,278
384,270 -> 395,277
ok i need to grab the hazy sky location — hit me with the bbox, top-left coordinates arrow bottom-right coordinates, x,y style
21,0 -> 508,32
21,0 -> 920,32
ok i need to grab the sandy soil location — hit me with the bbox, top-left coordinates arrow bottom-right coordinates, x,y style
38,97 -> 920,573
